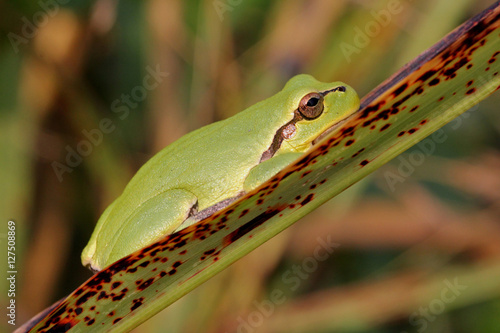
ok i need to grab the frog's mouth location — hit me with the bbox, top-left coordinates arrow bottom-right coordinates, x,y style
311,111 -> 356,146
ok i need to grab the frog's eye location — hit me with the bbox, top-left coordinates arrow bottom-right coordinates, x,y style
298,92 -> 324,119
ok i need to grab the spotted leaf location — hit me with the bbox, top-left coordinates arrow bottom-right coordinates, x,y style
20,2 -> 500,333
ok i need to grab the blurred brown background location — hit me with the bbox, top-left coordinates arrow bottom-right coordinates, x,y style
1,0 -> 499,332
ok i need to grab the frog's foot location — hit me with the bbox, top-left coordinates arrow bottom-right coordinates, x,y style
175,192 -> 245,231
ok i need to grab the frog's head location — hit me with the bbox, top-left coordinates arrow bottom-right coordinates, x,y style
271,74 -> 360,156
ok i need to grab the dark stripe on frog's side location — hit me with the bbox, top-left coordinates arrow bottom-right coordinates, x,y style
260,110 -> 304,163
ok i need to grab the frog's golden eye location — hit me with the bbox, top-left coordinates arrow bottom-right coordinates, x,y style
298,92 -> 324,119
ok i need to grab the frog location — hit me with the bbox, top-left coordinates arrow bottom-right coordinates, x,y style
81,74 -> 360,272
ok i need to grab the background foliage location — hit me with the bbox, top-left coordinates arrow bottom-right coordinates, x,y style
1,0 -> 499,332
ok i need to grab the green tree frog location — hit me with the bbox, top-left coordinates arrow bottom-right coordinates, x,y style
82,74 -> 360,271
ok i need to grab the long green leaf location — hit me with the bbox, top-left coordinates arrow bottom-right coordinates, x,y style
21,2 -> 500,332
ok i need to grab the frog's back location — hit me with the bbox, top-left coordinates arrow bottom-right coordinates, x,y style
125,118 -> 263,207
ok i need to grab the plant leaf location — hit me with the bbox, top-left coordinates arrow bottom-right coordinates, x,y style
21,2 -> 500,332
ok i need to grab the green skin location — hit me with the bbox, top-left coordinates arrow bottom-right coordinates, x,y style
82,74 -> 360,271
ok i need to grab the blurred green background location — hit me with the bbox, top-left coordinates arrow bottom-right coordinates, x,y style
1,0 -> 500,332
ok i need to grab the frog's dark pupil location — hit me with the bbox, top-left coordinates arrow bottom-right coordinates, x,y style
307,98 -> 319,107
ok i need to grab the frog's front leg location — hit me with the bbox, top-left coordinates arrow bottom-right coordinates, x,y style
178,153 -> 305,233
94,189 -> 198,270
243,152 -> 304,192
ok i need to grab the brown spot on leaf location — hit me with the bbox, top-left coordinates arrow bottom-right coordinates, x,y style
352,148 -> 365,158
137,278 -> 155,291
225,209 -> 282,244
380,124 -> 391,131
301,171 -> 311,178
131,297 -> 145,311
390,108 -> 399,115
417,69 -> 437,82
428,78 -> 440,86
76,291 -> 97,306
138,261 -> 150,268
300,194 -> 315,206
392,83 -> 408,97
111,282 -> 122,290
203,249 -> 216,256
341,126 -> 355,137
